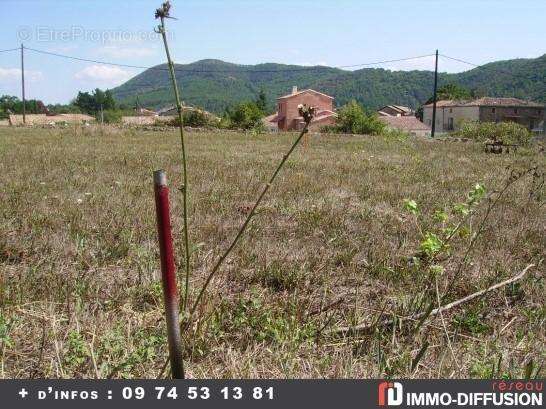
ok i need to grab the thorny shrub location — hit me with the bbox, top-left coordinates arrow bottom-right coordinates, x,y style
456,121 -> 532,145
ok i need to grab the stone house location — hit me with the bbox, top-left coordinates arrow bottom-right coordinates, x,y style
423,97 -> 544,132
265,87 -> 337,131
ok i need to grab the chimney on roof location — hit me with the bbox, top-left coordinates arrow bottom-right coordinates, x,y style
292,86 -> 298,95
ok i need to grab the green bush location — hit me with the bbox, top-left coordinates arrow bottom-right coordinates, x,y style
383,128 -> 411,141
99,110 -> 123,124
166,109 -> 211,128
457,121 -> 532,145
332,100 -> 386,135
249,121 -> 266,135
319,124 -> 337,133
223,101 -> 264,130
184,109 -> 210,127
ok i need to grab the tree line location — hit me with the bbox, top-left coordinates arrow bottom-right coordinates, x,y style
2,82 -> 476,132
1,89 -> 122,121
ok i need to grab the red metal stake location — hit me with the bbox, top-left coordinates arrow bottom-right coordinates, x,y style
153,170 -> 185,379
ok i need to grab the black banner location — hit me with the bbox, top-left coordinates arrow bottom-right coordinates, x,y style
0,379 -> 543,408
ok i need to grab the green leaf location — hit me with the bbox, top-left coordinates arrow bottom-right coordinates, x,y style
434,210 -> 448,223
468,183 -> 486,205
454,203 -> 470,216
458,225 -> 471,238
420,233 -> 444,257
403,199 -> 419,215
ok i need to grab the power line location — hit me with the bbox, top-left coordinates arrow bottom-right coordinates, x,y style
5,45 -> 542,81
0,47 -> 21,53
335,54 -> 435,69
21,47 -> 539,82
11,45 -> 542,106
22,46 -> 435,74
439,53 -> 543,82
24,47 -> 152,70
439,54 -> 481,68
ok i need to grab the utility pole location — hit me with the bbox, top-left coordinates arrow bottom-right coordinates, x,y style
431,49 -> 438,138
21,44 -> 26,125
543,104 -> 546,135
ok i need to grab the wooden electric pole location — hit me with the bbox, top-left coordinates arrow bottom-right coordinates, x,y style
431,49 -> 438,138
21,44 -> 26,125
543,104 -> 546,135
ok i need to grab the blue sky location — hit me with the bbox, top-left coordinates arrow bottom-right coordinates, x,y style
1,0 -> 545,104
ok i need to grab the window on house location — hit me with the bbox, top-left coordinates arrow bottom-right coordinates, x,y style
492,108 -> 496,114
530,120 -> 535,130
514,108 -> 518,114
449,108 -> 452,113
448,117 -> 454,130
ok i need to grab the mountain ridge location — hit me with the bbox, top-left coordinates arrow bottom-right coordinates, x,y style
111,54 -> 546,114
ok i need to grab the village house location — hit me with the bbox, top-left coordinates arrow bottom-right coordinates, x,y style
422,97 -> 545,133
379,115 -> 431,137
156,104 -> 217,119
121,106 -> 160,126
377,105 -> 414,117
135,107 -> 158,116
265,87 -> 337,131
375,103 -> 429,136
122,104 -> 220,126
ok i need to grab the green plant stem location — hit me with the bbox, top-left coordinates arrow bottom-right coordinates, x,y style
439,178 -> 516,300
442,168 -> 536,301
417,167 -> 536,327
158,16 -> 191,312
188,123 -> 312,320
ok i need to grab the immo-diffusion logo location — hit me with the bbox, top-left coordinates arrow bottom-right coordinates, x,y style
377,380 -> 543,407
378,381 -> 403,406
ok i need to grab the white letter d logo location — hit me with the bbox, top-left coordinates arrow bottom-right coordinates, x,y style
387,382 -> 403,406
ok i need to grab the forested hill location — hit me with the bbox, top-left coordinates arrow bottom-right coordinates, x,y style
111,54 -> 546,114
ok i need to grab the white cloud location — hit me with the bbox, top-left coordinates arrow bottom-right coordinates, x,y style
0,67 -> 43,83
74,65 -> 133,86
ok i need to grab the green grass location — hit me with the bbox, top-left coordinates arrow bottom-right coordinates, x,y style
0,126 -> 544,378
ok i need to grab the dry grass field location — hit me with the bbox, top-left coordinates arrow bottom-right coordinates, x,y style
0,126 -> 544,379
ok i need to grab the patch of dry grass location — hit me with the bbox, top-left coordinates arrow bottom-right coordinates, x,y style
0,126 -> 544,378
